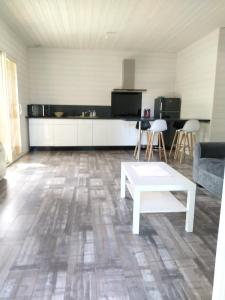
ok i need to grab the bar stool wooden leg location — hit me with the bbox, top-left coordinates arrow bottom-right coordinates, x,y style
145,131 -> 150,159
160,132 -> 167,163
145,131 -> 149,158
186,132 -> 191,157
174,131 -> 182,160
191,133 -> 197,157
176,131 -> 184,161
147,132 -> 152,161
134,132 -> 139,158
178,132 -> 184,163
158,133 -> 162,160
191,132 -> 194,157
134,144 -> 137,158
134,130 -> 143,160
148,132 -> 154,161
189,132 -> 194,158
180,132 -> 187,163
169,130 -> 178,157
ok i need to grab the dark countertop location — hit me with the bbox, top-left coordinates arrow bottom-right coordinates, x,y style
27,116 -> 127,120
26,116 -> 211,122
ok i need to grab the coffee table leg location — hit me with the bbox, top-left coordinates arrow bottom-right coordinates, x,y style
120,166 -> 126,198
185,186 -> 196,232
133,191 -> 141,234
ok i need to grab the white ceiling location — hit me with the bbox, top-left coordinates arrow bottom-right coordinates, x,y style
0,0 -> 225,52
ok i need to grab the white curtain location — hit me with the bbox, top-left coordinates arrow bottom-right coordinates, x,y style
6,57 -> 22,161
0,52 -> 22,163
0,51 -> 12,163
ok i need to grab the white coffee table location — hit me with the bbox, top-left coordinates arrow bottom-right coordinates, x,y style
120,162 -> 196,234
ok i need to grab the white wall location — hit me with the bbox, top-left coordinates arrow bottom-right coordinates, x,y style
0,18 -> 29,154
28,48 -> 177,114
135,53 -> 176,113
175,29 -> 219,119
210,28 -> 225,141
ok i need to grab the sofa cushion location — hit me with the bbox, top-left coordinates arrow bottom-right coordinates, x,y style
199,158 -> 225,179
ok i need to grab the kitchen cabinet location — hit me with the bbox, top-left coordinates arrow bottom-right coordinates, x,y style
77,120 -> 92,146
29,119 -> 54,146
53,120 -> 77,146
92,120 -> 132,146
92,120 -> 109,145
129,121 -> 138,146
108,120 -> 130,146
29,118 -> 138,147
29,118 -> 210,148
29,119 -> 78,146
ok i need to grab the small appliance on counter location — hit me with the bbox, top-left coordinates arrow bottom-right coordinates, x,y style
81,110 -> 97,117
28,104 -> 50,117
154,97 -> 181,119
154,97 -> 181,148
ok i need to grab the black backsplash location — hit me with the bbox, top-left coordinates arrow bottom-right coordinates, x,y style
28,104 -> 111,117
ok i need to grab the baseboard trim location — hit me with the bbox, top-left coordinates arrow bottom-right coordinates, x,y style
29,146 -> 135,151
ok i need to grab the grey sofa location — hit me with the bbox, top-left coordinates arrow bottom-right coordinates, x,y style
193,142 -> 225,198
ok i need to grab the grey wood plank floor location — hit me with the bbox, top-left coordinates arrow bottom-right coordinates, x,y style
0,150 -> 220,300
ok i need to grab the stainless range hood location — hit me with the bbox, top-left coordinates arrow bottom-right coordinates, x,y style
113,59 -> 146,92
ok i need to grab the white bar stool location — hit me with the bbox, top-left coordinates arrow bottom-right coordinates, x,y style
134,121 -> 150,160
169,121 -> 185,158
145,119 -> 167,162
174,119 -> 200,163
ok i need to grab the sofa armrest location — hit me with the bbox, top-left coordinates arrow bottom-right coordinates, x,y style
193,142 -> 225,183
199,142 -> 225,159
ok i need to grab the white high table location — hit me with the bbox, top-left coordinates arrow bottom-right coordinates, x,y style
120,162 -> 196,234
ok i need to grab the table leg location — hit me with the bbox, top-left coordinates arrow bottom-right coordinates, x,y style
133,191 -> 141,234
120,166 -> 126,198
137,121 -> 141,161
185,185 -> 196,232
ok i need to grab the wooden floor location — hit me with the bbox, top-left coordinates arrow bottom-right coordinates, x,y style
0,150 -> 221,299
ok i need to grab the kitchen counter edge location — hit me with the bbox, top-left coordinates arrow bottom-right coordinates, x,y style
26,116 -> 211,122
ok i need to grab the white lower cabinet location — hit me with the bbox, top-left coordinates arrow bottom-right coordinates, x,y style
129,121 -> 138,146
77,120 -> 92,146
92,120 -> 109,145
53,120 -> 77,146
29,118 -> 137,147
108,120 -> 130,146
92,120 -> 134,146
29,119 -> 54,146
